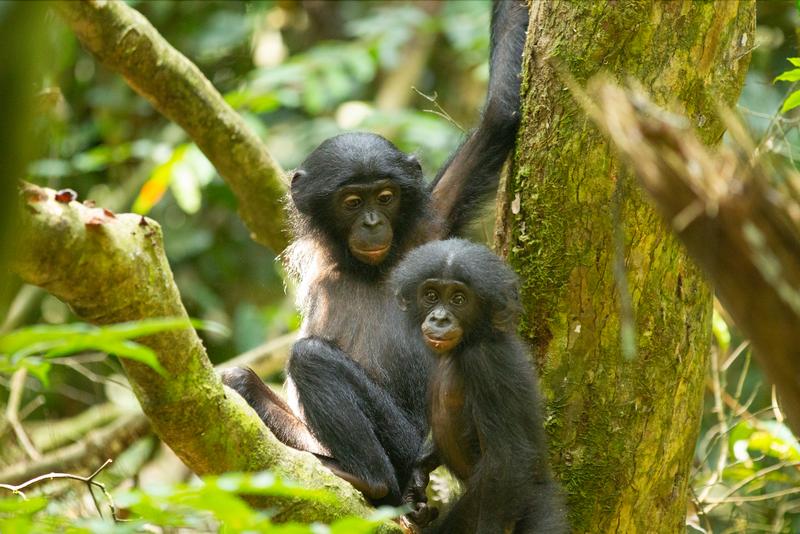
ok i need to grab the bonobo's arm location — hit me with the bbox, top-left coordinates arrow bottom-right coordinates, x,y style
404,435 -> 441,526
431,0 -> 529,237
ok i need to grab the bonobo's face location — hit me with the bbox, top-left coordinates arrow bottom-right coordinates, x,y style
334,179 -> 401,265
417,278 -> 479,354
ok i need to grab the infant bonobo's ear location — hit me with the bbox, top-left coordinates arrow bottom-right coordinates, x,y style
491,283 -> 523,333
406,154 -> 422,177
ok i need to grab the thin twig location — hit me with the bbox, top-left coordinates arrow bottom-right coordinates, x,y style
697,347 -> 728,503
702,460 -> 800,514
703,486 -> 800,505
6,369 -> 42,461
0,459 -> 119,520
721,340 -> 750,372
771,384 -> 785,425
0,413 -> 148,485
51,357 -> 130,390
18,395 -> 45,422
412,86 -> 465,132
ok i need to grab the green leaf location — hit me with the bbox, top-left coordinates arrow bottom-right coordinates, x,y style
174,489 -> 257,530
789,57 -> 800,67
0,356 -> 51,385
170,161 -> 202,214
711,309 -> 730,354
781,90 -> 800,113
774,69 -> 800,83
0,318 -> 227,379
132,144 -> 189,215
73,340 -> 166,376
0,517 -> 34,534
0,323 -> 94,354
0,496 -> 48,514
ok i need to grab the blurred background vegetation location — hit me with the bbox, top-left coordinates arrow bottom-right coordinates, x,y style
1,1 -> 800,532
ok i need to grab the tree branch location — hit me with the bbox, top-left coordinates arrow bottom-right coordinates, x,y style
6,369 -> 41,461
0,413 -> 147,486
54,0 -> 288,253
9,184 -> 378,524
585,80 -> 800,436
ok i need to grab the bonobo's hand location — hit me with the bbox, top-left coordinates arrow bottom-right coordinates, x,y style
402,465 -> 438,528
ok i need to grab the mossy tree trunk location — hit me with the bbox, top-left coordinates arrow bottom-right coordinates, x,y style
495,2 -> 755,532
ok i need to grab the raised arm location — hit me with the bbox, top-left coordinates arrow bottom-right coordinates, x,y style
431,0 -> 529,237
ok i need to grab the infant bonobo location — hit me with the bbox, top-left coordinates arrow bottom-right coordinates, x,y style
391,239 -> 568,534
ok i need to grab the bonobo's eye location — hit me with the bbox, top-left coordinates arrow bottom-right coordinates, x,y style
343,195 -> 363,210
377,190 -> 394,205
450,292 -> 467,306
424,289 -> 438,304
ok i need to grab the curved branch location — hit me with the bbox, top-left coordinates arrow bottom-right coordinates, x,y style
586,80 -> 800,436
55,0 -> 288,253
9,184 -> 376,524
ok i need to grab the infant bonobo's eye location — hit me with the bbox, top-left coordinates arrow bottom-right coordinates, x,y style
343,195 -> 362,210
450,292 -> 466,306
424,289 -> 438,304
377,190 -> 394,205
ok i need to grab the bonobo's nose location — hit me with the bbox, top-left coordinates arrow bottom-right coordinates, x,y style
429,309 -> 451,328
363,211 -> 382,228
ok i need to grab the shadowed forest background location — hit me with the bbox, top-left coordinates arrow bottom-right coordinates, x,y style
1,1 -> 800,533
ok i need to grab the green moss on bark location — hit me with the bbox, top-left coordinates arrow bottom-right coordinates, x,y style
497,1 -> 754,531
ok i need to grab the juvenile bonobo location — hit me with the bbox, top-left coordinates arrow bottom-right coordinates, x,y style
391,239 -> 568,534
222,0 -> 530,522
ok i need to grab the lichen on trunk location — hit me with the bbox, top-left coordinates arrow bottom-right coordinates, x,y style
495,1 -> 755,531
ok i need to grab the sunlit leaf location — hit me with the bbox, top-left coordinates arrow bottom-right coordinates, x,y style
774,69 -> 800,83
132,144 -> 189,214
711,309 -> 730,353
0,496 -> 48,514
0,517 -> 34,534
0,318 -> 227,380
781,90 -> 800,113
170,161 -> 202,214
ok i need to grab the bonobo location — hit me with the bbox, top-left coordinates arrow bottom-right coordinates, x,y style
391,239 -> 568,534
221,0 -> 530,520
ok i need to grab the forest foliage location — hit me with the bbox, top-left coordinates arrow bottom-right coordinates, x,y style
2,1 -> 800,533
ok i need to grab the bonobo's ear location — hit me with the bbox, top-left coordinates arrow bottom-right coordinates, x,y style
291,169 -> 307,185
491,285 -> 523,333
406,155 -> 423,177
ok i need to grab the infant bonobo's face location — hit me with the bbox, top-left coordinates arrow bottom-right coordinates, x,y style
416,278 -> 478,354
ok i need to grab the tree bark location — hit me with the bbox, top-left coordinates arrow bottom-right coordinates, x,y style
495,2 -> 755,532
55,0 -> 288,253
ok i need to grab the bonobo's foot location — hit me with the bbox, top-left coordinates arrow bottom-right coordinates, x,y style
396,515 -> 423,534
219,366 -> 331,457
405,500 -> 439,529
403,466 -> 438,528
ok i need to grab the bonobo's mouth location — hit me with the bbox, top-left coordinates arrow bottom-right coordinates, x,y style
423,334 -> 461,354
352,244 -> 391,265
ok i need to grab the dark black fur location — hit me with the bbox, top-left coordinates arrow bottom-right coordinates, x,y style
222,0 -> 530,513
432,0 -> 529,237
392,239 -> 568,534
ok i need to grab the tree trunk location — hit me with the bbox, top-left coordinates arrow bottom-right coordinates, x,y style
495,2 -> 755,532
